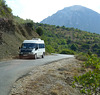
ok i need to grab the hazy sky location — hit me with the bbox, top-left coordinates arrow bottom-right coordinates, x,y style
6,0 -> 100,22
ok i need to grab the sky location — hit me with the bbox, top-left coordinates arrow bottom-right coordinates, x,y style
6,0 -> 100,23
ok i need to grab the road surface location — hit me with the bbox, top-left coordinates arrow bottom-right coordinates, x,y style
0,54 -> 74,95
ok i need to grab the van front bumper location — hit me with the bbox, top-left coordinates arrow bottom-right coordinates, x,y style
19,54 -> 35,59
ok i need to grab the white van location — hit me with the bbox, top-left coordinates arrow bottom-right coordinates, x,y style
19,38 -> 45,59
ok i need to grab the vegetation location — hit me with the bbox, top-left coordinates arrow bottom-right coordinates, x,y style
75,53 -> 87,61
1,0 -> 100,58
60,49 -> 75,55
13,15 -> 100,56
32,23 -> 100,55
73,54 -> 100,95
0,0 -> 12,18
36,26 -> 44,36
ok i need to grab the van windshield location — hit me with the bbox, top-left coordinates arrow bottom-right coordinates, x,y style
21,43 -> 36,49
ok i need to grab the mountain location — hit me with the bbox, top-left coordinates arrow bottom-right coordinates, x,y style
41,5 -> 100,34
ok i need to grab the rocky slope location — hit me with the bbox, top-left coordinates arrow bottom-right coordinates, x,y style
0,18 -> 39,60
0,1 -> 39,60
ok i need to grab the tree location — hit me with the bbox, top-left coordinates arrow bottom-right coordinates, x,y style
60,49 -> 75,55
25,20 -> 34,29
61,39 -> 67,45
46,45 -> 55,53
67,36 -> 71,44
82,44 -> 90,49
71,44 -> 78,51
92,44 -> 99,52
0,0 -> 5,5
36,26 -> 44,36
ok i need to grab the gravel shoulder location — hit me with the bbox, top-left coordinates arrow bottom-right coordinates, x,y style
9,57 -> 81,95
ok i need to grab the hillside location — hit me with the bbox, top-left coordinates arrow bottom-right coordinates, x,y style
34,23 -> 100,56
41,5 -> 100,34
0,0 -> 39,60
1,1 -> 100,60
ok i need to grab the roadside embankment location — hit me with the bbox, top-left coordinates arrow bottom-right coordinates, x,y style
9,57 -> 82,95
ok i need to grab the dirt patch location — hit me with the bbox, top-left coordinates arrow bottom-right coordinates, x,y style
9,58 -> 81,95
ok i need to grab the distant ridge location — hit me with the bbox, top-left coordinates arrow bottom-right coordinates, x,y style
41,5 -> 100,34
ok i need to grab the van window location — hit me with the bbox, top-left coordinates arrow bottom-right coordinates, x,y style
36,44 -> 38,48
39,44 -> 45,48
21,43 -> 36,49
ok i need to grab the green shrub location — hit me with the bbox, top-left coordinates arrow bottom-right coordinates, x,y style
1,9 -> 6,16
73,70 -> 100,95
46,45 -> 55,53
36,26 -> 44,36
7,7 -> 12,13
60,49 -> 75,55
73,54 -> 100,95
83,54 -> 100,69
70,44 -> 78,51
75,53 -> 87,61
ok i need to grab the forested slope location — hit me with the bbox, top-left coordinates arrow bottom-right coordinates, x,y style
34,23 -> 100,56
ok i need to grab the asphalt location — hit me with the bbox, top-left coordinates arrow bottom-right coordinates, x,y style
0,54 -> 74,95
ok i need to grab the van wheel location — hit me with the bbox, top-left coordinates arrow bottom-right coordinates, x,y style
34,54 -> 37,59
42,54 -> 44,58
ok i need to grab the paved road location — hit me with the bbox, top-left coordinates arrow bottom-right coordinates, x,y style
0,54 -> 74,95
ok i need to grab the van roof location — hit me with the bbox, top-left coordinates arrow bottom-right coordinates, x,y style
23,39 -> 44,44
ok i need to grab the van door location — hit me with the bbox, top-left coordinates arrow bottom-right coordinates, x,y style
39,44 -> 44,55
35,44 -> 39,56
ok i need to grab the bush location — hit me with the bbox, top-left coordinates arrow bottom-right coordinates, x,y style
73,54 -> 100,95
75,53 -> 87,61
46,45 -> 55,53
83,54 -> 100,69
36,26 -> 44,36
7,7 -> 12,13
60,49 -> 75,55
70,44 -> 78,51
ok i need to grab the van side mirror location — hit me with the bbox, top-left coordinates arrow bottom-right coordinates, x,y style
19,47 -> 21,49
35,47 -> 38,50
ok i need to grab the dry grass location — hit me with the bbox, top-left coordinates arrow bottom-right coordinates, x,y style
0,23 -> 39,61
10,58 -> 81,95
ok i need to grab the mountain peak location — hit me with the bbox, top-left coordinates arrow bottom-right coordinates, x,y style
64,5 -> 85,10
41,5 -> 100,34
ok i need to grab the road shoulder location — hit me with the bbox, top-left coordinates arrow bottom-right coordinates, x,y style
9,57 -> 81,95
